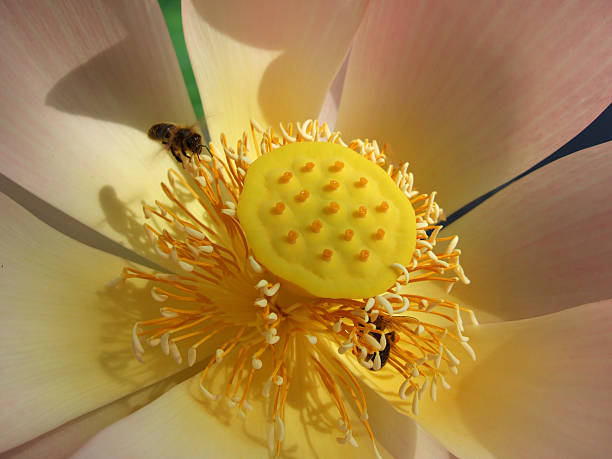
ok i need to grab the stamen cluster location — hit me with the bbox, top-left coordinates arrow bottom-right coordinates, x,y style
114,119 -> 477,457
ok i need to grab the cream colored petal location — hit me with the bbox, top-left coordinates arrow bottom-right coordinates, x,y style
75,365 -> 394,458
363,300 -> 612,458
2,367 -> 198,459
75,338 -> 454,458
363,384 -> 452,459
337,0 -> 612,213
447,142 -> 612,321
0,0 -> 196,258
0,193 -> 187,452
182,0 -> 368,143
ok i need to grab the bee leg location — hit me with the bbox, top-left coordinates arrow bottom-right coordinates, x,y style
169,146 -> 181,162
181,145 -> 191,160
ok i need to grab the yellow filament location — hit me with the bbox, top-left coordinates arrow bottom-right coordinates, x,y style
122,119 -> 477,457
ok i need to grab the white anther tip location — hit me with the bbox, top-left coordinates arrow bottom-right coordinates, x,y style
373,352 -> 382,370
248,256 -> 263,273
399,379 -> 413,400
174,218 -> 186,232
151,287 -> 168,302
160,333 -> 170,355
375,295 -> 394,316
188,347 -> 197,367
185,226 -> 205,239
178,260 -> 194,272
264,282 -> 281,297
254,298 -> 268,308
275,416 -> 285,442
412,391 -> 420,416
255,279 -> 268,289
468,309 -> 480,326
199,245 -> 213,254
170,342 -> 182,364
365,334 -> 383,351
461,341 -> 477,361
131,325 -> 145,354
391,263 -> 410,283
266,312 -> 278,322
200,384 -> 220,401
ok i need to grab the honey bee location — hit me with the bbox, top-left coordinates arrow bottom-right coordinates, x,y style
365,316 -> 398,371
147,123 -> 209,163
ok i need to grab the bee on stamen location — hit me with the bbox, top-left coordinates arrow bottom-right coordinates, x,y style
147,122 -> 210,163
364,315 -> 398,371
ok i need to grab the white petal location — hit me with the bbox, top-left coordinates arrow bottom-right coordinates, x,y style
0,0 -> 196,258
0,194 -> 184,452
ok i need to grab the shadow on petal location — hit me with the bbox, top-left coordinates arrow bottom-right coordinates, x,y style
182,340 -> 391,458
184,0 -> 367,141
0,172 -> 153,267
96,277 -> 175,385
45,0 -> 193,131
2,364 -> 204,459
98,185 -> 162,267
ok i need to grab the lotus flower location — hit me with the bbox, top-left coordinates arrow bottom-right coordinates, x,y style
1,1 -> 611,458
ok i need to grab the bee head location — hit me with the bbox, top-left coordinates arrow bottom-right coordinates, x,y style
186,133 -> 202,154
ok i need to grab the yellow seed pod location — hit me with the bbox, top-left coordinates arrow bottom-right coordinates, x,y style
237,142 -> 416,298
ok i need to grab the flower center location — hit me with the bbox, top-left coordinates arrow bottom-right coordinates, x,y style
116,119 -> 478,457
237,141 -> 416,298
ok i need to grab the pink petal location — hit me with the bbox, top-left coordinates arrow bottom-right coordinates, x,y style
448,141 -> 612,320
318,56 -> 350,129
0,0 -> 196,257
0,194 -> 184,452
337,0 -> 612,213
182,0 -> 368,143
